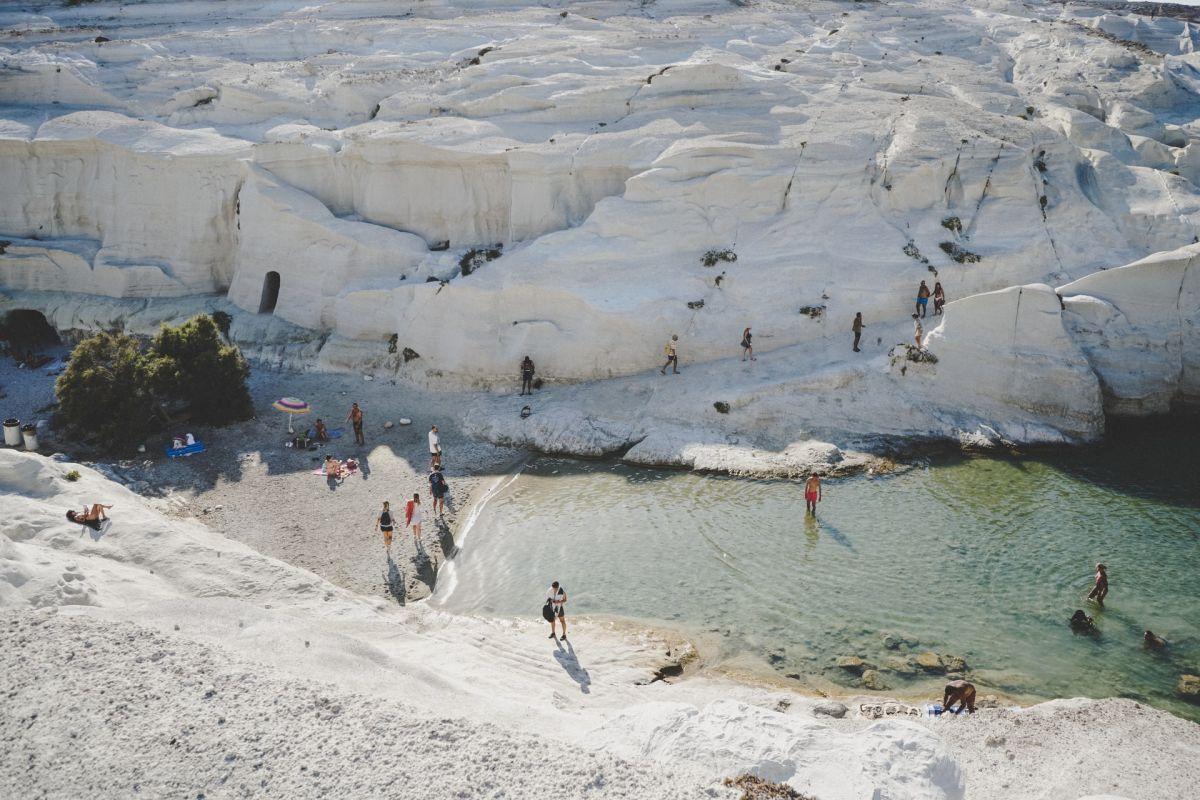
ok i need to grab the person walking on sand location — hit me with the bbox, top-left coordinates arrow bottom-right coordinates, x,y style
375,501 -> 394,551
804,474 -> 821,515
941,680 -> 976,714
912,314 -> 923,348
346,402 -> 365,446
916,280 -> 931,318
405,493 -> 423,541
1086,563 -> 1108,605
547,580 -> 568,640
852,312 -> 865,352
933,282 -> 946,316
428,425 -> 442,469
741,327 -> 756,361
520,356 -> 536,396
429,467 -> 448,517
660,335 -> 680,375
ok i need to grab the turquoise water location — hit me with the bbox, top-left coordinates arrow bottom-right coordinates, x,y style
433,418 -> 1200,720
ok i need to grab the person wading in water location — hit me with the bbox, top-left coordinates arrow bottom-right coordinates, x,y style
804,474 -> 822,515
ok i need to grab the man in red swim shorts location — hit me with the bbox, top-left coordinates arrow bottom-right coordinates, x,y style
804,473 -> 821,515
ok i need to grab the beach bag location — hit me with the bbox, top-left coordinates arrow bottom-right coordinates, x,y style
542,601 -> 555,623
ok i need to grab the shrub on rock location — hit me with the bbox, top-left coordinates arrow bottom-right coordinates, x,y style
55,332 -> 157,449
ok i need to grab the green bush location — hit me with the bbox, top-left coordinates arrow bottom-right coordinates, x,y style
147,315 -> 252,424
55,332 -> 157,449
55,315 -> 252,450
64,470 -> 81,482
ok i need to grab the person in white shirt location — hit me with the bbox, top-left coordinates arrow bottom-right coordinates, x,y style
405,493 -> 422,540
547,581 -> 567,640
428,425 -> 442,469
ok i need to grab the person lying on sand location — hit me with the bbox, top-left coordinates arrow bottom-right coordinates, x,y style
1070,609 -> 1097,634
67,504 -> 111,523
942,679 -> 976,714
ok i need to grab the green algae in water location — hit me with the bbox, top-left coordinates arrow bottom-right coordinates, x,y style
435,418 -> 1200,720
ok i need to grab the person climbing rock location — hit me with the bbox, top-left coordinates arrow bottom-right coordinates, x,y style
916,280 -> 931,318
547,580 -> 568,640
346,402 -> 365,445
852,312 -> 865,352
520,355 -> 536,395
741,327 -> 756,361
660,335 -> 680,375
804,473 -> 822,515
376,501 -> 394,551
933,282 -> 946,315
942,680 -> 976,714
912,314 -> 923,348
1086,563 -> 1108,605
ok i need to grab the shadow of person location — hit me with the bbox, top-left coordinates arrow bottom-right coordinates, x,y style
553,638 -> 592,694
326,472 -> 339,492
434,516 -> 457,561
803,513 -> 819,559
384,550 -> 405,605
359,454 -> 371,480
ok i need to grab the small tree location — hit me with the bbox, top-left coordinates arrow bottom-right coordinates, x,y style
148,315 -> 252,424
55,332 -> 156,449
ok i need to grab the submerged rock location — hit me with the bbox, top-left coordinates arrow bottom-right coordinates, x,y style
836,656 -> 870,675
915,652 -> 945,673
1178,674 -> 1200,702
861,669 -> 889,691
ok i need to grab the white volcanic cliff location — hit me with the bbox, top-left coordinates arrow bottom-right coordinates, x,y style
1,0 -> 1199,448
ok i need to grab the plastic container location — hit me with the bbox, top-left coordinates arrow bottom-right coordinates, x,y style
21,423 -> 38,451
3,418 -> 20,447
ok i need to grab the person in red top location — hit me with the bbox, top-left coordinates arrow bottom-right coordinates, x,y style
804,474 -> 821,515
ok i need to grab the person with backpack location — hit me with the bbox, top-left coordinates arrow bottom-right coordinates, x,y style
429,468 -> 448,517
660,335 -> 680,375
520,356 -> 536,395
546,580 -> 567,640
375,501 -> 394,551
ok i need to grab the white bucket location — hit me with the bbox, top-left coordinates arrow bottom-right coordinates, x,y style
21,424 -> 38,451
3,418 -> 20,447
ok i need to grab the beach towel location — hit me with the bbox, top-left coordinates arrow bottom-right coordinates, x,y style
327,427 -> 344,439
166,441 -> 206,458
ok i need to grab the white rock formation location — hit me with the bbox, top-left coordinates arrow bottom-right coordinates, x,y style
2,0 -> 1200,449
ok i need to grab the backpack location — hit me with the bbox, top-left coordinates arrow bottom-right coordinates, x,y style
430,472 -> 446,492
664,343 -> 672,355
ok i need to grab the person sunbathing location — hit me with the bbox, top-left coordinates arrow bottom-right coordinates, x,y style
66,504 -> 112,525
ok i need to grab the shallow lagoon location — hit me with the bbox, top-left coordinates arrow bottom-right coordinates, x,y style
434,418 -> 1200,720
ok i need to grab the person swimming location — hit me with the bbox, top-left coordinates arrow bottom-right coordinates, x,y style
1070,609 -> 1097,634
1143,630 -> 1168,651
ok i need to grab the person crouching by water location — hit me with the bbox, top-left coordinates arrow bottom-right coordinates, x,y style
547,580 -> 567,640
942,680 -> 976,714
1070,609 -> 1097,634
804,473 -> 821,515
520,355 -> 535,395
1086,563 -> 1108,606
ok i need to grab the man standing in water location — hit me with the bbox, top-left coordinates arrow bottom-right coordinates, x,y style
942,679 -> 976,714
804,473 -> 822,515
346,402 -> 365,446
547,580 -> 567,640
1086,563 -> 1108,605
852,312 -> 865,352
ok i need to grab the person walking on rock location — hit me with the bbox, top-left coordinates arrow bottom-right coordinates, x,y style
852,312 -> 865,352
428,425 -> 442,469
429,467 -> 448,517
660,335 -> 680,375
916,280 -> 931,318
804,473 -> 822,515
933,282 -> 946,316
376,501 -> 394,551
741,327 -> 756,361
547,580 -> 568,640
912,314 -> 923,348
346,402 -> 365,446
405,493 -> 423,541
520,355 -> 536,395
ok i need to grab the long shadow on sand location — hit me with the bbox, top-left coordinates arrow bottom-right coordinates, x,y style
552,638 -> 591,694
384,550 -> 405,605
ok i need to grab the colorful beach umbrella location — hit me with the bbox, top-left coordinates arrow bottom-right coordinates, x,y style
272,397 -> 310,433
